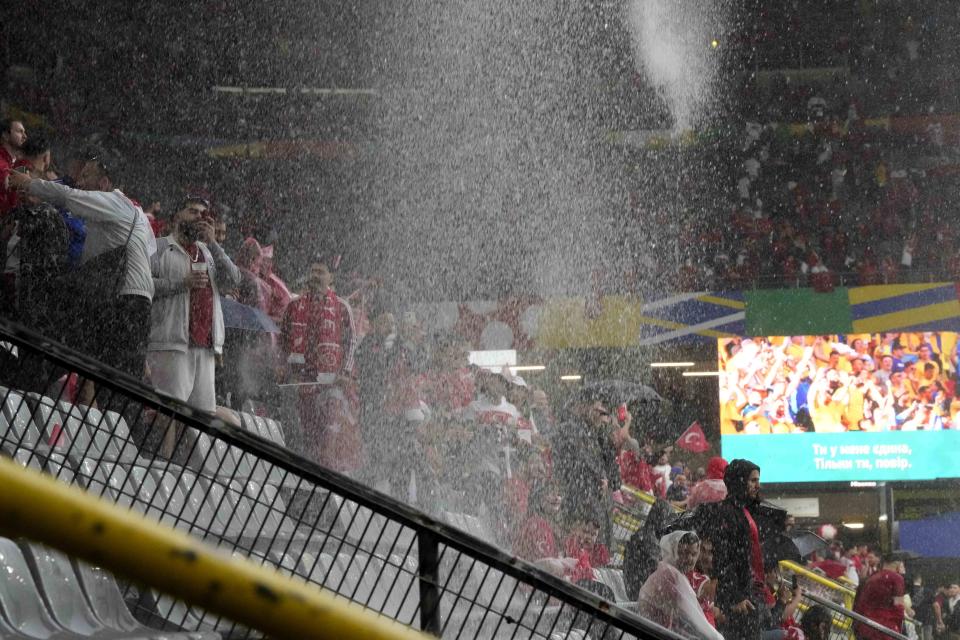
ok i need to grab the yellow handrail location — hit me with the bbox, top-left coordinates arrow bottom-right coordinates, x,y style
620,485 -> 685,512
779,559 -> 856,610
0,457 -> 429,640
779,560 -> 856,598
620,485 -> 657,506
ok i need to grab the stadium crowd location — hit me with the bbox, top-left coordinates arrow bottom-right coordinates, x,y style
3,115 -> 957,640
719,334 -> 960,434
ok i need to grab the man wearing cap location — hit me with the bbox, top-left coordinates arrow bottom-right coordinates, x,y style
147,197 -> 239,454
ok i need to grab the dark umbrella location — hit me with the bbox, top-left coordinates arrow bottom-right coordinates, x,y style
787,529 -> 829,559
567,380 -> 663,408
220,297 -> 280,333
764,533 -> 803,565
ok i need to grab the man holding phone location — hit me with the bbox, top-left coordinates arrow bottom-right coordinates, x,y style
147,197 -> 239,455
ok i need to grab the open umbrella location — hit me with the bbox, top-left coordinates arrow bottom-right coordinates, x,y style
570,380 -> 664,407
787,529 -> 829,559
220,297 -> 280,333
763,533 -> 803,565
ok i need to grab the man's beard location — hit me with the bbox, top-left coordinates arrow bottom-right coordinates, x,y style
181,221 -> 204,242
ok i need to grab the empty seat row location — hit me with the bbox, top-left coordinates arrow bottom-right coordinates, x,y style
0,386 -> 138,467
238,412 -> 285,448
2,386 -> 433,633
0,537 -> 220,639
1,386 -> 292,489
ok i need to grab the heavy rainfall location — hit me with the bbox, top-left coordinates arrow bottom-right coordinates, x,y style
1,1 -> 960,640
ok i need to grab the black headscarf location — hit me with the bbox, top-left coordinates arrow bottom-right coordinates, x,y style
723,458 -> 760,507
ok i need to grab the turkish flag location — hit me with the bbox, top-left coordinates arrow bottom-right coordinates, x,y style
676,421 -> 710,453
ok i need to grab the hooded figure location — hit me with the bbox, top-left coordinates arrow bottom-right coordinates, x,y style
637,531 -> 724,640
687,456 -> 728,509
693,458 -> 765,640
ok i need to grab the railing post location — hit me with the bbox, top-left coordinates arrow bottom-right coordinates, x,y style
417,529 -> 442,636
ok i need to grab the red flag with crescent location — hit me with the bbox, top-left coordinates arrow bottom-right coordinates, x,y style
676,421 -> 710,453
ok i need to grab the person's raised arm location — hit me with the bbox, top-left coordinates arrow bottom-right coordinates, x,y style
783,584 -> 803,621
23,177 -> 130,224
195,220 -> 240,287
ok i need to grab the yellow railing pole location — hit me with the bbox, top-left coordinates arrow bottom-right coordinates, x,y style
779,560 -> 857,599
0,457 -> 430,640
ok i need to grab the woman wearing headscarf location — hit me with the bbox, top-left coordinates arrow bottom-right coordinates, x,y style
693,458 -> 765,640
637,530 -> 724,640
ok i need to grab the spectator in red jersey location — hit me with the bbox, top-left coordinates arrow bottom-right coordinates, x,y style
562,508 -> 611,571
686,534 -> 720,629
0,119 -> 27,216
853,553 -> 907,640
501,453 -> 546,541
637,531 -> 724,640
762,559 -> 803,635
147,197 -> 240,456
0,119 -> 27,311
281,259 -> 361,474
618,438 -> 656,494
258,244 -> 292,324
810,542 -> 848,580
512,481 -> 565,564
862,547 -> 881,580
423,336 -> 475,416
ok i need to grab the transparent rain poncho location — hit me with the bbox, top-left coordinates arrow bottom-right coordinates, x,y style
637,530 -> 724,640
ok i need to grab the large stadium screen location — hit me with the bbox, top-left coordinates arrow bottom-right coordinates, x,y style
718,333 -> 960,483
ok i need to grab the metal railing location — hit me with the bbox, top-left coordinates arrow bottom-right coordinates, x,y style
0,455 -> 431,640
593,488 -> 913,640
0,317 -> 679,640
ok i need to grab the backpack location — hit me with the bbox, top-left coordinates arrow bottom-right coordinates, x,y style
13,202 -> 69,339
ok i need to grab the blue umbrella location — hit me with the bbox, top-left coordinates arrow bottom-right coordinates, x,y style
220,297 -> 280,333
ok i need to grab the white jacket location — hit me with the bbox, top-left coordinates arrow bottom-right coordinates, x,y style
28,180 -> 155,300
148,236 -> 240,354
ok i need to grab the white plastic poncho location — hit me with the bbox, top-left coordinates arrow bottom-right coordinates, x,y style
636,531 -> 724,640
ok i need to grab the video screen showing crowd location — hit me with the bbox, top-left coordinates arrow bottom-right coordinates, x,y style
719,333 -> 960,434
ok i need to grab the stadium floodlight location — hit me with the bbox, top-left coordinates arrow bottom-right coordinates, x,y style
212,86 -> 378,97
